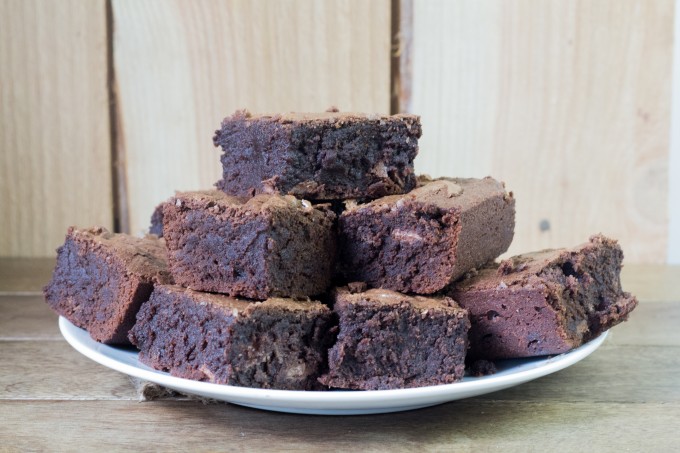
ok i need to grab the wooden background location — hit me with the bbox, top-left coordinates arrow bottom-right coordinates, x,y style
0,0 -> 677,263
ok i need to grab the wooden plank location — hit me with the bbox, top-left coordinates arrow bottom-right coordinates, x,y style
0,296 -> 60,340
0,0 -> 113,257
1,400 -> 678,451
0,266 -> 677,342
476,343 -> 680,403
1,257 -> 674,301
2,337 -> 674,404
0,258 -> 54,295
0,341 -> 137,400
409,0 -> 673,263
111,0 -> 392,235
2,292 -> 673,346
621,264 -> 680,303
607,301 -> 680,346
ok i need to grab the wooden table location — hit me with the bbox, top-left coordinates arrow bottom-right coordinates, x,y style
2,259 -> 679,451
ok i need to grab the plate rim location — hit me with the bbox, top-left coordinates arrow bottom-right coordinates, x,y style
59,316 -> 608,412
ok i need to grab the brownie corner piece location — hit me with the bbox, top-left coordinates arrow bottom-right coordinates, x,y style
449,234 -> 638,360
43,226 -> 172,345
339,176 -> 515,294
318,287 -> 470,390
130,285 -> 336,390
213,110 -> 421,200
162,190 -> 336,299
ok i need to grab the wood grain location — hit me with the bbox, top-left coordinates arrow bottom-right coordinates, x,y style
0,0 -> 113,257
1,261 -> 679,451
111,0 -> 392,235
0,341 -> 137,400
1,400 -> 678,451
2,256 -> 675,301
0,296 -> 60,340
2,337 -> 674,404
0,258 -> 54,295
409,0 -> 673,263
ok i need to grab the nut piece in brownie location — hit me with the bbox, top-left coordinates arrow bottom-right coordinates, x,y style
43,227 -> 172,345
213,110 -> 421,200
129,285 -> 336,390
338,177 -> 515,294
318,286 -> 470,390
162,190 -> 336,299
448,235 -> 638,360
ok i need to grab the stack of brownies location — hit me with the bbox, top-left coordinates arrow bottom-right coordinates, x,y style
44,110 -> 639,391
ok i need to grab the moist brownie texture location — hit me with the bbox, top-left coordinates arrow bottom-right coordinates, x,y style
149,202 -> 164,237
162,190 -> 336,299
338,177 -> 515,294
318,286 -> 470,390
449,235 -> 638,360
44,227 -> 172,345
213,110 -> 421,200
129,285 -> 336,390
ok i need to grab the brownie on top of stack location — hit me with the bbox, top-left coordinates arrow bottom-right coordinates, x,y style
44,108 -> 637,391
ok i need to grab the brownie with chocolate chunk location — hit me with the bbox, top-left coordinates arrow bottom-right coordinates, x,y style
318,286 -> 469,390
44,227 -> 172,345
338,177 -> 515,294
213,110 -> 421,200
162,190 -> 336,299
449,235 -> 638,359
129,285 -> 336,390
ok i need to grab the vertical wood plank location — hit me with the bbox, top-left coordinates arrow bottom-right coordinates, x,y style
112,0 -> 392,235
0,0 -> 112,257
410,0 -> 673,263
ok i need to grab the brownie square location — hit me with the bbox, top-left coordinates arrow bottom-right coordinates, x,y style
449,235 -> 639,359
129,285 -> 336,390
43,227 -> 172,345
318,285 -> 470,390
338,177 -> 515,294
162,190 -> 336,299
213,110 -> 421,200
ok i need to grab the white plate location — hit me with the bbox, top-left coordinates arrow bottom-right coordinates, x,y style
59,316 -> 608,415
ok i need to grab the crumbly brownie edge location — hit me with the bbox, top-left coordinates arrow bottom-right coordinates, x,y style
319,290 -> 469,390
130,286 -> 337,390
44,227 -> 169,345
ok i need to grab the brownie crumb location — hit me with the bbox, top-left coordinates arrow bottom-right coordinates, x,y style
469,359 -> 497,377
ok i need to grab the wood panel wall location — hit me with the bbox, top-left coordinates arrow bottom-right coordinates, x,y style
0,0 -> 112,256
0,0 -> 676,263
409,0 -> 674,262
112,0 -> 391,235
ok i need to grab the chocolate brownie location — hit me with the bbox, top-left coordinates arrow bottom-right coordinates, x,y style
318,286 -> 470,390
449,235 -> 638,360
44,227 -> 172,345
162,190 -> 336,299
129,285 -> 336,390
338,177 -> 515,294
213,110 -> 421,200
149,202 -> 164,237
